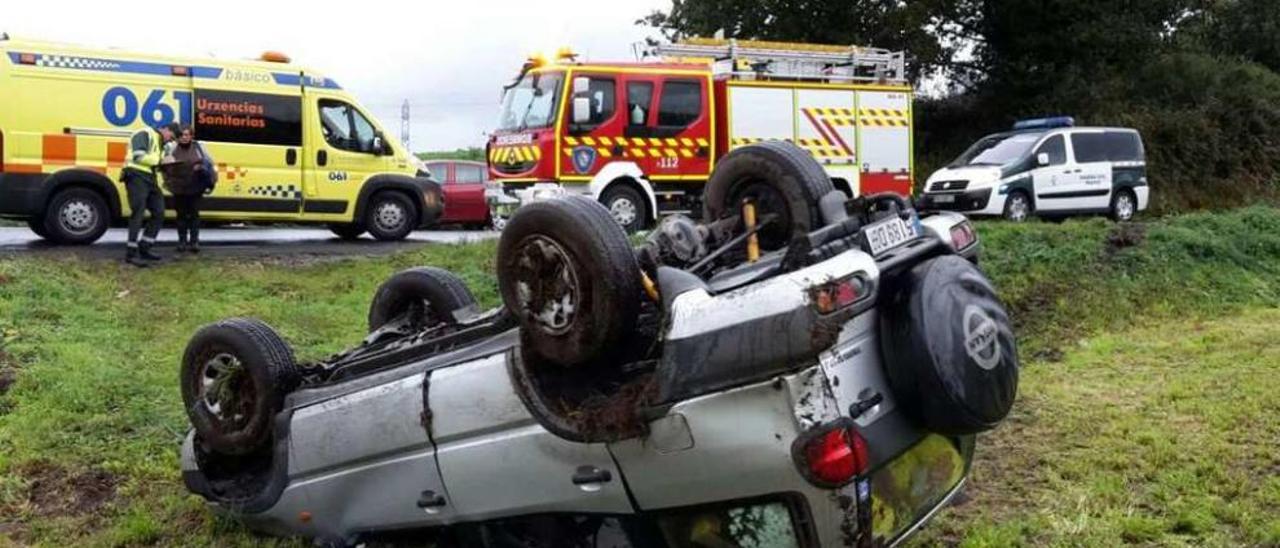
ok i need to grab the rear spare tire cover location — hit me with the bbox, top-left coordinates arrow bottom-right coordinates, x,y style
880,255 -> 1018,435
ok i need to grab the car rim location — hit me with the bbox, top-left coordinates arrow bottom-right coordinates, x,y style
1117,195 -> 1134,220
1008,196 -> 1028,221
511,235 -> 579,335
491,216 -> 508,231
374,200 -> 407,232
198,352 -> 254,428
608,196 -> 638,228
59,199 -> 98,235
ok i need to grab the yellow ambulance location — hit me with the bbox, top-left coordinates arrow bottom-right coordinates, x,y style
0,34 -> 441,244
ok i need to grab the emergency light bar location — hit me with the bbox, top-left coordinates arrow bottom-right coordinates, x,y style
1012,117 -> 1075,130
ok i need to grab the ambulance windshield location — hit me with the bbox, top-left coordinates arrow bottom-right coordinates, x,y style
497,72 -> 564,131
951,132 -> 1043,167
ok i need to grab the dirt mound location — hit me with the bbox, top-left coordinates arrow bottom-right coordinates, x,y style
1105,222 -> 1147,255
18,462 -> 120,518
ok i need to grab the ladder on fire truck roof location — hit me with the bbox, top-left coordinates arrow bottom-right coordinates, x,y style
654,38 -> 906,84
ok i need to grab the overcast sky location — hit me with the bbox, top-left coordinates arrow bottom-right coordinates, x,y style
5,0 -> 670,152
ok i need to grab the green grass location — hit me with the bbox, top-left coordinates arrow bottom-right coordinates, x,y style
1,207 -> 1279,546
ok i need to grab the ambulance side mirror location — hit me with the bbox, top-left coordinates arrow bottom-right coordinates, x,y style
1036,152 -> 1050,166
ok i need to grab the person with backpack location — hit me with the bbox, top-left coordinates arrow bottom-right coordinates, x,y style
122,122 -> 177,267
161,124 -> 216,253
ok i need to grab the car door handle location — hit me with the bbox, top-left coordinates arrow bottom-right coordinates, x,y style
416,490 -> 447,509
571,465 -> 612,485
317,149 -> 328,167
286,148 -> 297,166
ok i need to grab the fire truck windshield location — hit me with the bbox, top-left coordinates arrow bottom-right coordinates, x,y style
497,72 -> 564,131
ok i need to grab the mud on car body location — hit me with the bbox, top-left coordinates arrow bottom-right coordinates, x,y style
178,142 -> 1016,547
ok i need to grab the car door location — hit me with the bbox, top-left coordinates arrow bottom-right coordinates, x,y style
559,72 -> 622,180
1029,133 -> 1070,211
450,162 -> 489,223
1041,130 -> 1112,212
302,94 -> 394,220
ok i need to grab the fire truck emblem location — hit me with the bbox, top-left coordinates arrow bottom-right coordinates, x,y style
571,146 -> 597,174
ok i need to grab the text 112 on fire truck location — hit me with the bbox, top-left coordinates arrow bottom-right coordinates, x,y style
486,38 -> 914,232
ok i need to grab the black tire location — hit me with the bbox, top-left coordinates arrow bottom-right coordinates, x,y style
879,255 -> 1019,435
368,267 -> 478,332
600,184 -> 647,233
497,196 -> 641,367
1002,190 -> 1032,222
26,217 -> 49,238
702,140 -> 835,249
1110,189 -> 1137,222
328,223 -> 366,240
43,187 -> 110,244
365,191 -> 418,241
181,318 -> 301,456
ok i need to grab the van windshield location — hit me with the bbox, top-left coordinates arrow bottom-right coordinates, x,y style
497,72 -> 564,131
950,132 -> 1044,167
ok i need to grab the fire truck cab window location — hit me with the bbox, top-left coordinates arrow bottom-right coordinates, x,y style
319,100 -> 378,154
582,77 -> 616,126
627,81 -> 654,126
658,80 -> 701,128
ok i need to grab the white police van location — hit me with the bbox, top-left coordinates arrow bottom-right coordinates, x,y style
920,117 -> 1148,222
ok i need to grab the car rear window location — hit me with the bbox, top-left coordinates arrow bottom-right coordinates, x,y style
1071,131 -> 1143,163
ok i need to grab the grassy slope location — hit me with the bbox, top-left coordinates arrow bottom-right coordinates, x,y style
0,207 -> 1278,546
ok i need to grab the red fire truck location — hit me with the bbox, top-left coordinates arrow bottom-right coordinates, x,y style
487,39 -> 913,231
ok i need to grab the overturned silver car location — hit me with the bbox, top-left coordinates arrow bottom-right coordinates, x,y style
178,142 -> 1018,547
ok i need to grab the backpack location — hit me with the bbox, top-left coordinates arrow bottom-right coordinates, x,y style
194,141 -> 218,192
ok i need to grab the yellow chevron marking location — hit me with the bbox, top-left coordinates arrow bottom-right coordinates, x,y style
563,148 -> 574,156
681,137 -> 694,147
696,138 -> 709,147
647,148 -> 660,157
597,147 -> 612,158
680,148 -> 694,158
599,136 -> 612,146
663,148 -> 676,157
564,136 -> 579,146
582,136 -> 595,146
664,138 -> 678,147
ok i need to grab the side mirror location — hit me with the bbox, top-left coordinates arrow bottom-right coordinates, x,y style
1036,152 -> 1050,166
572,76 -> 590,95
371,134 -> 385,155
572,96 -> 591,124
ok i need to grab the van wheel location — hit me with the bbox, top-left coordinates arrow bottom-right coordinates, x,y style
497,196 -> 641,367
1110,190 -> 1136,222
703,141 -> 834,249
328,223 -> 366,240
601,185 -> 647,233
44,187 -> 109,244
365,192 -> 417,241
368,267 -> 478,332
181,318 -> 301,456
27,217 -> 49,238
1002,191 -> 1032,222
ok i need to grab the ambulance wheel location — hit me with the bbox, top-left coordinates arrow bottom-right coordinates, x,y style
328,223 -> 366,240
27,217 -> 49,238
1002,191 -> 1032,222
879,255 -> 1019,435
43,187 -> 109,245
601,185 -> 647,233
703,140 -> 834,249
181,318 -> 301,456
1110,189 -> 1137,222
368,267 -> 478,332
497,196 -> 641,367
365,191 -> 418,241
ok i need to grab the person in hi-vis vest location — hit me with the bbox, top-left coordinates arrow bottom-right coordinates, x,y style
121,122 -> 177,267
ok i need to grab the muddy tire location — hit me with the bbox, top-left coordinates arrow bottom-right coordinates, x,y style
702,140 -> 835,249
879,255 -> 1019,435
328,223 -> 366,240
497,196 -> 641,367
181,318 -> 301,456
368,267 -> 478,332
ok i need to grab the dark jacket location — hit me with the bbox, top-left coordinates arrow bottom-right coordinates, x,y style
162,142 -> 206,195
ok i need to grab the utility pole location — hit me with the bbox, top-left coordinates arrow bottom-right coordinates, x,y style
400,99 -> 411,151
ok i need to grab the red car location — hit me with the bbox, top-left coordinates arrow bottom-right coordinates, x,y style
423,160 -> 493,228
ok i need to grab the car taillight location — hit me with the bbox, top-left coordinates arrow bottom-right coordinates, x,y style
810,275 -> 867,315
793,419 -> 869,488
950,221 -> 977,250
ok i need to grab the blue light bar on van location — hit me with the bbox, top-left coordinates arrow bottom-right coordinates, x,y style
1012,116 -> 1075,130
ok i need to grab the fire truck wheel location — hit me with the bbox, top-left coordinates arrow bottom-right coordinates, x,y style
879,255 -> 1019,435
43,187 -> 110,245
368,267 -> 478,332
365,191 -> 418,241
703,141 -> 834,249
181,318 -> 301,456
600,185 -> 648,233
497,196 -> 641,367
328,223 -> 366,240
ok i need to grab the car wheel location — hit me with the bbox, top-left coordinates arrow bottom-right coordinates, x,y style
365,192 -> 417,241
879,255 -> 1019,435
368,267 -> 479,332
1002,191 -> 1032,222
181,318 -> 301,456
491,215 -> 508,231
1110,189 -> 1136,222
26,217 -> 49,238
43,187 -> 109,244
328,223 -> 366,240
600,185 -> 647,233
703,140 -> 834,249
497,196 -> 641,367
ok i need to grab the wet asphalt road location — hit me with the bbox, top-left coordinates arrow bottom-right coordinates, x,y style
0,226 -> 498,259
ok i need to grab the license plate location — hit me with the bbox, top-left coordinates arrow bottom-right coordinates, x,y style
864,216 -> 917,256
932,193 -> 956,204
